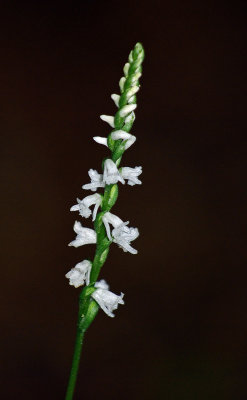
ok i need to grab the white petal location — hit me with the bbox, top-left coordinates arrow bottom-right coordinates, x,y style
103,211 -> 123,228
119,77 -> 126,92
102,217 -> 112,241
73,221 -> 83,234
100,115 -> 115,128
111,94 -> 120,107
123,62 -> 130,76
111,130 -> 136,150
93,136 -> 108,147
119,104 -> 137,118
70,204 -> 80,211
103,159 -> 125,185
95,279 -> 109,290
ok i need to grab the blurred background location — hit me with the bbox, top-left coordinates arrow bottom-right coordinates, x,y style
1,1 -> 246,399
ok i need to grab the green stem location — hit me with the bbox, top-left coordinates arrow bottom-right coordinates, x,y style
65,318 -> 85,400
65,288 -> 98,400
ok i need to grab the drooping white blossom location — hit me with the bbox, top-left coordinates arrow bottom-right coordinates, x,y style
82,169 -> 105,192
68,221 -> 96,248
65,260 -> 92,288
92,279 -> 124,318
100,115 -> 115,128
121,166 -> 142,186
103,159 -> 125,185
70,193 -> 102,221
102,212 -> 139,254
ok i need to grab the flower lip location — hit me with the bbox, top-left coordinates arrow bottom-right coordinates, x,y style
70,194 -> 102,221
121,166 -> 142,186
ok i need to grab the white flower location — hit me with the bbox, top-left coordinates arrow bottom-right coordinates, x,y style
92,279 -> 124,318
102,212 -> 139,254
68,221 -> 96,248
100,115 -> 115,128
119,77 -> 126,92
70,193 -> 102,221
103,159 -> 125,185
111,94 -> 120,107
82,169 -> 105,192
93,130 -> 136,150
121,166 -> 142,186
119,104 -> 137,118
65,260 -> 92,288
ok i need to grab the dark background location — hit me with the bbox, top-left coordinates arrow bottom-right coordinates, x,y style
1,1 -> 246,399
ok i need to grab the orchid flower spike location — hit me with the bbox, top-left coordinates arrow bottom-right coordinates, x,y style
70,193 -> 102,221
82,169 -> 105,192
93,130 -> 136,151
102,212 -> 139,254
92,279 -> 124,318
68,221 -> 96,248
121,166 -> 142,186
65,260 -> 92,288
103,159 -> 125,185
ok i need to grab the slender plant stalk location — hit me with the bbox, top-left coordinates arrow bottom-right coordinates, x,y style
65,324 -> 85,400
65,42 -> 144,399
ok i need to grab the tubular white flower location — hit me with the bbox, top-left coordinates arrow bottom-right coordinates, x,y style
102,212 -> 139,254
93,131 -> 136,151
111,130 -> 136,150
93,136 -> 108,147
111,94 -> 120,107
82,169 -> 105,192
68,221 -> 96,248
92,280 -> 124,318
100,115 -> 115,128
121,166 -> 142,186
119,104 -> 137,118
65,260 -> 92,288
103,159 -> 125,185
119,77 -> 126,92
70,193 -> 102,221
93,136 -> 108,148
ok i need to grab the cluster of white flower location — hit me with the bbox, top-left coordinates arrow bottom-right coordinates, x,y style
65,63 -> 142,318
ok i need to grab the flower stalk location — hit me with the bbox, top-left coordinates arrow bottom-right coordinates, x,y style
65,42 -> 144,400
